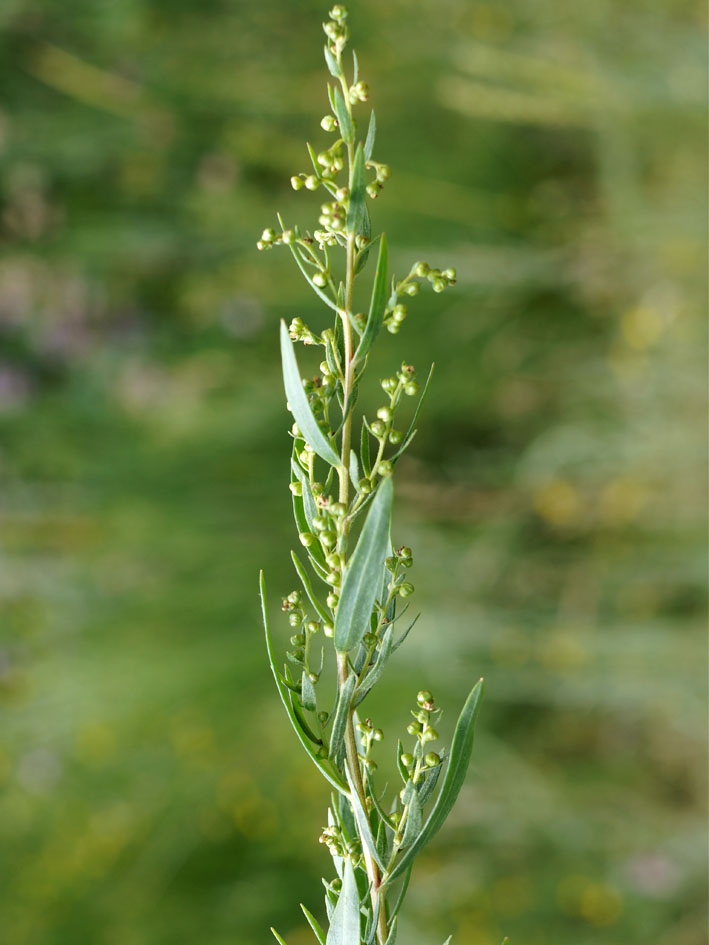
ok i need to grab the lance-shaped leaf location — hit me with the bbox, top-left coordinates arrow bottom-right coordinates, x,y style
333,86 -> 354,146
301,904 -> 326,945
390,363 -> 435,463
334,476 -> 394,653
287,243 -> 338,311
384,917 -> 398,945
326,857 -> 360,945
354,234 -> 388,364
354,624 -> 393,707
281,321 -> 340,467
291,551 -> 331,622
260,571 -> 348,794
271,929 -> 289,945
323,45 -> 343,79
345,767 -> 386,873
401,790 -> 422,848
346,143 -> 367,237
364,109 -> 376,161
383,679 -> 484,885
301,670 -> 317,712
329,672 -> 356,766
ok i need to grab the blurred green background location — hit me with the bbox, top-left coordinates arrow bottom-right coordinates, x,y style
1,1 -> 706,943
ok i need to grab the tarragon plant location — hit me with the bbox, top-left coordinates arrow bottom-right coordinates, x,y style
258,7 -> 487,944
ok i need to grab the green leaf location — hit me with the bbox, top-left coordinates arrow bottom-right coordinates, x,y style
287,243 -> 338,311
384,917 -> 398,945
271,929 -> 289,945
326,857 -> 360,945
389,863 -> 412,923
354,625 -> 393,707
334,476 -> 394,652
383,679 -> 484,885
353,205 -> 372,275
401,790 -> 422,847
324,45 -> 343,79
260,571 -> 348,794
333,86 -> 354,146
345,767 -> 386,872
390,363 -> 434,463
349,450 -> 360,495
352,49 -> 359,84
346,143 -> 366,237
291,551 -> 330,622
442,938 -> 452,945
301,670 -> 317,711
364,109 -> 376,161
301,904 -> 326,945
360,420 -> 371,477
329,673 -> 356,766
281,321 -> 340,467
354,234 -> 388,363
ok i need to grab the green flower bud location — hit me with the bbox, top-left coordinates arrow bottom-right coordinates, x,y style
312,515 -> 328,532
414,261 -> 429,277
377,164 -> 391,182
370,419 -> 386,437
288,590 -> 301,605
432,278 -> 446,293
320,530 -> 337,548
256,240 -> 266,251
381,376 -> 398,393
359,478 -> 373,495
290,632 -> 305,646
318,710 -> 329,723
330,502 -> 346,517
330,4 -> 347,21
291,175 -> 304,190
282,229 -> 295,244
289,611 -> 303,627
336,186 -> 349,201
386,321 -> 400,334
323,621 -> 334,638
401,752 -> 414,767
299,531 -> 314,547
313,272 -> 328,287
289,481 -> 303,496
326,592 -> 338,608
417,690 -> 433,706
443,267 -> 457,282
366,183 -> 380,199
406,722 -> 421,736
304,175 -> 319,191
288,648 -> 304,662
422,726 -> 439,743
403,281 -> 419,296
388,429 -> 403,444
326,570 -> 341,586
306,620 -> 320,634
404,381 -> 420,396
320,115 -> 337,132
261,228 -> 276,242
424,751 -> 441,768
362,632 -> 378,647
377,460 -> 393,477
376,406 -> 393,423
311,481 -> 324,496
373,728 -> 383,741
398,581 -> 414,597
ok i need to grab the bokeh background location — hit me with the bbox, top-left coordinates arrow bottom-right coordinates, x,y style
1,1 -> 707,943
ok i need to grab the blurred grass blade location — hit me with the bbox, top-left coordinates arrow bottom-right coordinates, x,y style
281,321 -> 340,467
354,234 -> 388,364
301,904 -> 326,944
260,571 -> 347,794
326,857 -> 360,945
384,679 -> 484,884
334,476 -> 393,652
347,143 -> 366,236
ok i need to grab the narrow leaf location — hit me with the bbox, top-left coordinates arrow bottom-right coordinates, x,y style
384,917 -> 398,945
354,625 -> 393,707
354,234 -> 388,363
260,571 -> 348,794
353,205 -> 373,275
417,753 -> 444,807
329,673 -> 356,766
301,670 -> 317,711
271,929 -> 289,945
291,551 -> 330,622
281,321 -> 340,467
352,49 -> 359,84
391,613 -> 419,653
346,143 -> 366,236
326,858 -> 360,945
334,477 -> 394,653
333,86 -> 354,145
401,790 -> 422,847
360,420 -> 371,477
390,363 -> 435,463
349,450 -> 361,495
324,45 -> 342,78
287,244 -> 338,311
301,904 -> 326,945
384,680 -> 484,885
345,766 -> 386,872
364,109 -> 376,161
389,863 -> 413,922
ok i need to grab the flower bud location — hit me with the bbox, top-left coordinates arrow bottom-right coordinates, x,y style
320,530 -> 337,548
291,175 -> 304,190
398,581 -> 414,597
422,726 -> 439,743
289,612 -> 303,627
424,751 -> 441,768
376,406 -> 393,423
403,282 -> 419,296
290,633 -> 305,646
289,481 -> 303,496
388,429 -> 403,445
401,752 -> 414,767
304,175 -> 319,191
299,531 -> 314,547
404,381 -> 419,396
370,419 -> 386,437
417,690 -> 433,706
373,729 -> 383,741
306,620 -> 320,634
407,722 -> 421,736
432,278 -> 446,293
313,272 -> 328,287
386,322 -> 400,334
359,478 -> 373,495
261,228 -> 276,243
381,376 -> 397,393
443,267 -> 457,282
377,460 -> 393,477
414,261 -> 429,277
330,5 -> 347,20
323,621 -> 334,638
320,115 -> 337,132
